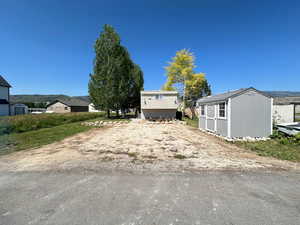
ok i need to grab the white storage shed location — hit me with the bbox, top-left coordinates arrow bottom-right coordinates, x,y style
197,87 -> 273,138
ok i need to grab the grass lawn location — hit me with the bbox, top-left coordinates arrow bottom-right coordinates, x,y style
235,138 -> 300,162
183,117 -> 198,128
0,114 -> 131,156
184,116 -> 300,162
296,113 -> 300,122
0,122 -> 94,156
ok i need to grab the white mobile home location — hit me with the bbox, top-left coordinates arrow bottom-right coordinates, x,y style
141,91 -> 178,120
269,96 -> 300,124
197,87 -> 273,138
263,91 -> 300,124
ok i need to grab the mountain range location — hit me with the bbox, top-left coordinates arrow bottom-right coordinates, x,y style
10,91 -> 300,104
10,95 -> 90,104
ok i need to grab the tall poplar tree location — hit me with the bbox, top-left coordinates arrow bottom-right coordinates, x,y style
89,24 -> 144,117
89,24 -> 121,117
163,49 -> 211,109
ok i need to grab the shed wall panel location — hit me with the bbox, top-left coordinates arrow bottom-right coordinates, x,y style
231,90 -> 272,138
199,117 -> 206,129
216,119 -> 227,136
207,119 -> 215,131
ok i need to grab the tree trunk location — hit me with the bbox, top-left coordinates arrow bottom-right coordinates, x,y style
121,109 -> 126,118
182,80 -> 186,117
107,109 -> 110,118
116,109 -> 119,117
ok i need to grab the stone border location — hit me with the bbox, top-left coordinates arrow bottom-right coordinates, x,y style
198,128 -> 270,142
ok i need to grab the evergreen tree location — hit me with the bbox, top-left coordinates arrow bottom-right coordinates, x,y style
128,64 -> 144,116
89,25 -> 122,117
89,24 -> 144,117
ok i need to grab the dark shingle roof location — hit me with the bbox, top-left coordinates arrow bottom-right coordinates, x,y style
197,87 -> 270,104
48,98 -> 89,107
0,75 -> 11,88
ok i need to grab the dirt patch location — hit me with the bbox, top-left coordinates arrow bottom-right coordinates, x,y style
0,120 -> 299,172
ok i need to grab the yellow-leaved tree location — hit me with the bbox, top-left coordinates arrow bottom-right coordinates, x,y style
163,49 -> 211,110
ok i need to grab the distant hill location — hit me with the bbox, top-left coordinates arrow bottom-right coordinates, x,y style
72,96 -> 90,102
10,95 -> 90,104
263,91 -> 300,98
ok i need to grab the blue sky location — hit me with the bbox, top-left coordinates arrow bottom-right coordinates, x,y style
1,0 -> 299,96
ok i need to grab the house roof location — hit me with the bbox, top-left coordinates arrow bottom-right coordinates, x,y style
263,91 -> 300,98
262,91 -> 300,105
0,75 -> 11,88
273,97 -> 300,105
48,98 -> 89,107
197,87 -> 271,104
141,90 -> 178,95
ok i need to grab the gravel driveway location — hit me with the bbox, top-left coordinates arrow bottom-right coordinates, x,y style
0,120 -> 298,172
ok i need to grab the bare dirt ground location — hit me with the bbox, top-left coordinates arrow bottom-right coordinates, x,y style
0,120 -> 299,172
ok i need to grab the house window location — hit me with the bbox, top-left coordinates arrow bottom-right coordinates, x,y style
200,105 -> 205,116
155,94 -> 162,100
219,103 -> 226,118
65,107 -> 68,110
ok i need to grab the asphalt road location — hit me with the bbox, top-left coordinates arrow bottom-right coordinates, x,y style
0,170 -> 300,225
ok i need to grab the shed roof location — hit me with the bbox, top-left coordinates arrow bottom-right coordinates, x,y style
197,87 -> 271,104
0,75 -> 11,88
48,99 -> 89,107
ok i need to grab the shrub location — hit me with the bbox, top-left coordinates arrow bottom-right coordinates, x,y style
1,112 -> 104,134
0,118 -> 10,135
174,154 -> 187,159
270,129 -> 285,139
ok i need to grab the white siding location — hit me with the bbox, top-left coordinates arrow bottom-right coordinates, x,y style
47,102 -> 70,113
295,105 -> 300,114
273,105 -> 294,124
89,103 -> 100,112
141,93 -> 178,110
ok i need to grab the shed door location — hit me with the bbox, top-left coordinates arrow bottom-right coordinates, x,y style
206,105 -> 216,132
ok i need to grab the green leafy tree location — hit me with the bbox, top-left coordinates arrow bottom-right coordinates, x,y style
89,25 -> 123,117
89,24 -> 144,117
163,49 -> 211,109
128,64 -> 144,116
